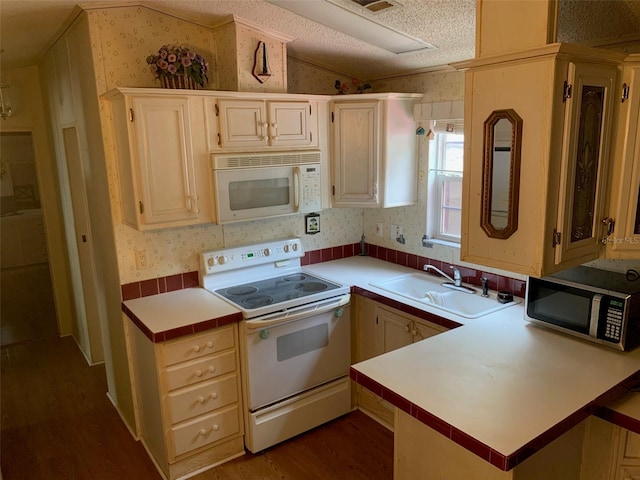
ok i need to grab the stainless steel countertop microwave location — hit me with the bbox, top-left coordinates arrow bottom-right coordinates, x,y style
525,266 -> 640,351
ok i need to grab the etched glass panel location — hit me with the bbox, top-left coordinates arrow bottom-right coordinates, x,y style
570,85 -> 605,243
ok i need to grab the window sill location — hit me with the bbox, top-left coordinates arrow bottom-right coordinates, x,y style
422,238 -> 461,249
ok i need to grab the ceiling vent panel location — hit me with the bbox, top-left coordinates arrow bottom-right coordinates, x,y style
351,0 -> 402,14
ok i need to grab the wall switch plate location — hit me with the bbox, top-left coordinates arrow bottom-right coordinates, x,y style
376,223 -> 383,237
135,250 -> 148,269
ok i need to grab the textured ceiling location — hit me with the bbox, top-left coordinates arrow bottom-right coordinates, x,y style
0,0 -> 475,78
1,0 -> 639,79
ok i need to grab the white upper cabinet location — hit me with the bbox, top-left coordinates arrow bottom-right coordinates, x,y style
606,54 -> 640,259
214,98 -> 318,149
331,93 -> 422,208
106,89 -> 213,230
455,43 -> 623,277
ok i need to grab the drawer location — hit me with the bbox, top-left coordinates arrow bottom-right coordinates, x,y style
167,374 -> 238,424
161,325 -> 235,367
163,350 -> 236,391
170,405 -> 241,457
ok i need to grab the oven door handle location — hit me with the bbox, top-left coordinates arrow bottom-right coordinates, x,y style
245,294 -> 350,330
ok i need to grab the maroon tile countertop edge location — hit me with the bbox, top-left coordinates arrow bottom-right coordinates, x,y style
350,367 -> 640,471
121,302 -> 243,343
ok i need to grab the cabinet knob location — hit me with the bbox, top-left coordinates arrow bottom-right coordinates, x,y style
271,122 -> 278,129
404,324 -> 410,332
212,424 -> 220,432
261,122 -> 268,128
210,392 -> 218,400
197,395 -> 206,404
208,366 -> 216,373
411,329 -> 417,336
206,341 -> 214,348
195,369 -> 203,377
199,428 -> 207,436
192,345 -> 201,353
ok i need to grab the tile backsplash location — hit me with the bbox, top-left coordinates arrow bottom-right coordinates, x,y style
122,241 -> 527,300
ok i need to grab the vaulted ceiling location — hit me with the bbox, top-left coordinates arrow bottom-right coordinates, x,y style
1,0 -> 639,79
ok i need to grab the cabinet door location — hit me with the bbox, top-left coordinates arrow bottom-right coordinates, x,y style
379,307 -> 413,353
355,295 -> 383,362
131,96 -> 200,226
332,101 -> 380,207
413,318 -> 447,343
554,62 -> 618,265
607,62 -> 640,258
217,99 -> 269,149
268,101 -> 313,147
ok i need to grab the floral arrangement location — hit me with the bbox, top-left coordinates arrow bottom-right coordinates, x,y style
146,45 -> 209,89
334,78 -> 372,94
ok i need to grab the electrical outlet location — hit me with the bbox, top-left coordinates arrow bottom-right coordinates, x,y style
375,223 -> 383,237
390,225 -> 403,240
135,250 -> 148,269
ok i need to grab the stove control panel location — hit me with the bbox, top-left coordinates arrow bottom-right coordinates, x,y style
201,238 -> 304,275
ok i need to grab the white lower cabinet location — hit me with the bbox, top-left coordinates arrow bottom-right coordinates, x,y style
353,294 -> 448,429
126,320 -> 244,480
616,429 -> 640,480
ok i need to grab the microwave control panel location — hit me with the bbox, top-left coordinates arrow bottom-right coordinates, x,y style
300,166 -> 322,213
599,296 -> 625,342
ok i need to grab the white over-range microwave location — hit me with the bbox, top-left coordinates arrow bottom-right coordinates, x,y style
211,151 -> 323,224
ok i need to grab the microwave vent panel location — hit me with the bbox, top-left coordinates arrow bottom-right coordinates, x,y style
212,151 -> 321,169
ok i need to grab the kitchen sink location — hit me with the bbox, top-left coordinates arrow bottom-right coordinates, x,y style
370,273 -> 521,319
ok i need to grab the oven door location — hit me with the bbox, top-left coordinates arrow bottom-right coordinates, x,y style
243,297 -> 351,411
215,165 -> 298,223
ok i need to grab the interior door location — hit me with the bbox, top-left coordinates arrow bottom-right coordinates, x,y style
62,127 -> 104,363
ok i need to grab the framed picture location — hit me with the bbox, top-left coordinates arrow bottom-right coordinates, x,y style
305,213 -> 320,234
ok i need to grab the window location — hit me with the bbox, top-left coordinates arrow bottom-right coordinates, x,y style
427,126 -> 464,243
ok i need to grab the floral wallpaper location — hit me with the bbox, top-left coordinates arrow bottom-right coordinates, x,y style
89,7 -> 217,93
288,57 -> 362,95
85,5 -> 632,286
117,207 -> 363,284
235,24 -> 287,93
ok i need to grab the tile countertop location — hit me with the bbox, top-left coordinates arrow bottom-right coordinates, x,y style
122,287 -> 243,343
303,256 -> 640,470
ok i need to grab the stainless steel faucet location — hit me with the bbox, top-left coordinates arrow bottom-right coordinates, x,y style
450,267 -> 462,287
423,264 -> 455,283
423,264 -> 476,294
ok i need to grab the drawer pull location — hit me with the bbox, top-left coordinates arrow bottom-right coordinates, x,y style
197,395 -> 206,404
192,345 -> 201,353
195,369 -> 203,377
208,366 -> 216,373
212,424 -> 220,432
199,428 -> 207,436
210,392 -> 218,400
206,341 -> 214,348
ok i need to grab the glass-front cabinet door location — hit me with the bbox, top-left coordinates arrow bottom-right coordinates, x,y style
607,58 -> 640,259
554,61 -> 618,265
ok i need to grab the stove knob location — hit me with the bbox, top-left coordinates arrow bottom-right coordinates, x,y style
207,257 -> 215,267
218,255 -> 228,265
292,243 -> 298,251
284,244 -> 290,253
263,248 -> 271,257
259,329 -> 269,340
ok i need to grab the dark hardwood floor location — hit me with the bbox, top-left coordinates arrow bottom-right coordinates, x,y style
1,265 -> 394,479
1,263 -> 58,347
